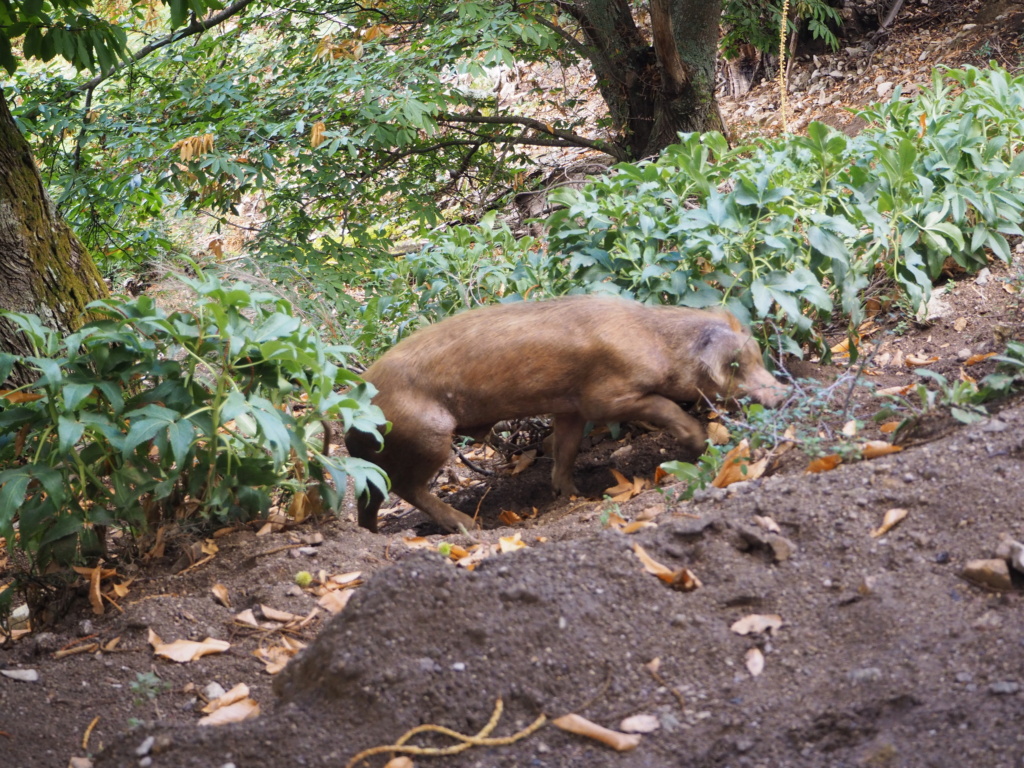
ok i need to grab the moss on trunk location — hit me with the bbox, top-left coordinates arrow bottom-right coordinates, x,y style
0,90 -> 108,383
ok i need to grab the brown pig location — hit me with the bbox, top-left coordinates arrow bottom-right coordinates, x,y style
345,295 -> 786,533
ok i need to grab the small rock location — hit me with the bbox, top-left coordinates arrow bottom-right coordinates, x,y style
767,534 -> 797,562
451,662 -> 466,672
995,536 -> 1024,572
691,487 -> 727,503
877,82 -> 894,97
417,658 -> 442,673
981,419 -> 1008,433
300,532 -> 324,546
961,559 -> 1012,590
975,267 -> 991,285
620,714 -> 660,733
77,620 -> 95,637
139,758 -> 152,768
956,672 -> 974,684
68,758 -> 94,768
203,682 -> 226,701
296,547 -> 318,556
285,584 -> 304,597
135,736 -> 156,757
917,291 -> 951,322
962,23 -> 977,31
988,681 -> 1020,696
610,445 -> 633,462
956,348 -> 973,361
849,667 -> 883,684
0,668 -> 39,682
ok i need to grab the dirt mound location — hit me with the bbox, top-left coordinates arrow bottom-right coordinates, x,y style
85,394 -> 1024,767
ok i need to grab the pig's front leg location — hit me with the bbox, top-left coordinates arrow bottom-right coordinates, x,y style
550,412 -> 587,496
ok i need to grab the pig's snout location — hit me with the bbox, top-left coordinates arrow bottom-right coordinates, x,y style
742,371 -> 788,408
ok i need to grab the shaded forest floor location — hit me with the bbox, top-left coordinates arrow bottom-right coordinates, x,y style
3,2 -> 1024,767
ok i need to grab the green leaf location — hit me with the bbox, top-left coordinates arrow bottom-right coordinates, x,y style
57,416 -> 85,453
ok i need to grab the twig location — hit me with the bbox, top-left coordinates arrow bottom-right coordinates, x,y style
345,698 -> 546,768
456,448 -> 494,476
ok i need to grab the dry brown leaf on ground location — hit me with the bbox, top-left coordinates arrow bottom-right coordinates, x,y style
511,449 -> 537,475
632,543 -> 701,591
211,584 -> 230,608
201,683 -> 250,714
870,508 -> 909,538
499,533 -> 527,553
712,439 -> 767,488
879,421 -> 901,433
318,590 -> 355,614
730,614 -> 783,636
498,509 -> 523,525
806,454 -> 842,473
861,440 -> 903,459
753,515 -> 781,533
552,713 -> 642,751
197,698 -> 260,726
234,609 -> 259,628
964,352 -> 997,366
905,354 -> 940,367
707,421 -> 730,445
148,630 -> 230,663
875,384 -> 914,397
254,637 -> 306,674
259,605 -> 302,623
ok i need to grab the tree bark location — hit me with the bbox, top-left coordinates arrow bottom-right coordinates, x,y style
0,90 -> 107,385
565,0 -> 724,159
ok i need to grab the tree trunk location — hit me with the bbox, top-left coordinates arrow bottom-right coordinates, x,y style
569,0 -> 724,160
0,90 -> 107,386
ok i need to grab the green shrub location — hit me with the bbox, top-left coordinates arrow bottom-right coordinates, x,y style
0,273 -> 387,573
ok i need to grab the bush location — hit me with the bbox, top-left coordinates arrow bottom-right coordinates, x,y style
0,273 -> 387,574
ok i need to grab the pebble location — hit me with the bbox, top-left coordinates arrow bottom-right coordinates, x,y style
204,682 -> 226,701
981,419 -> 1008,433
691,487 -> 727,503
849,667 -> 883,683
135,736 -> 155,757
995,536 -> 1024,572
0,668 -> 39,682
961,559 -> 1012,590
988,681 -> 1020,696
956,348 -> 973,361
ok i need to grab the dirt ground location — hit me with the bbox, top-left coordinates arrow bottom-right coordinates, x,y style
5,3 -> 1024,768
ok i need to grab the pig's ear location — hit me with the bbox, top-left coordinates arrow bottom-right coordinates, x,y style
696,325 -> 741,388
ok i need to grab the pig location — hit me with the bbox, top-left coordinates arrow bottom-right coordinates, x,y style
345,295 -> 786,533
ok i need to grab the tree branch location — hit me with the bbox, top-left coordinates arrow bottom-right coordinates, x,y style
70,0 -> 259,95
438,113 -> 623,159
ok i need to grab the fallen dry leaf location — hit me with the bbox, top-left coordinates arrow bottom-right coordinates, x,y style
621,520 -> 657,534
905,354 -> 940,367
0,390 -> 43,403
745,647 -> 765,677
197,698 -> 260,726
875,384 -> 914,397
861,440 -> 903,459
234,609 -> 259,628
402,536 -> 435,550
879,421 -> 901,434
707,421 -> 730,445
254,637 -> 306,675
499,533 -> 527,553
552,713 -> 642,751
841,419 -> 858,437
148,630 -> 230,663
383,758 -> 414,768
806,454 -> 842,473
510,449 -> 537,475
318,590 -> 354,614
632,543 -> 702,591
730,614 -> 783,636
260,605 -> 301,623
870,507 -> 909,538
498,509 -> 523,525
712,439 -> 767,488
211,584 -> 230,608
964,352 -> 997,366
201,683 -> 250,714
